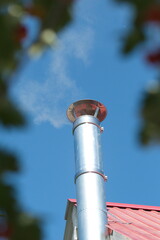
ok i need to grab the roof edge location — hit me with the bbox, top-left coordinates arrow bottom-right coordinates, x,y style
107,202 -> 160,211
67,199 -> 160,212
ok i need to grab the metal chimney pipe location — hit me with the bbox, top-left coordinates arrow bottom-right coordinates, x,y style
67,100 -> 108,240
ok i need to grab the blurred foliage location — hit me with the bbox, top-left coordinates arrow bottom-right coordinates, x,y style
0,149 -> 19,175
140,85 -> 160,145
0,0 -> 74,239
114,0 -> 160,145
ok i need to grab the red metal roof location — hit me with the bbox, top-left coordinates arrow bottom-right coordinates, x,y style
68,199 -> 160,240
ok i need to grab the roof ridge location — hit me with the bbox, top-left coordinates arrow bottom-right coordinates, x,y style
107,202 -> 160,211
68,199 -> 160,211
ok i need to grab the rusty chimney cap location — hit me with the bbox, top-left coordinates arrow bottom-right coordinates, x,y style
66,99 -> 107,123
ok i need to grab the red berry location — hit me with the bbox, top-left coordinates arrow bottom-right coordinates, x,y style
0,224 -> 12,238
146,50 -> 160,64
15,25 -> 27,42
25,6 -> 45,18
144,6 -> 160,23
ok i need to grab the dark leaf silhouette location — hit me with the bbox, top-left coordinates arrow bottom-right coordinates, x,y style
0,149 -> 19,175
140,87 -> 160,144
0,182 -> 19,220
114,0 -> 160,145
0,0 -> 75,239
0,97 -> 25,127
122,28 -> 145,53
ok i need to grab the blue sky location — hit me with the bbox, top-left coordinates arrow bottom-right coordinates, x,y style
1,0 -> 160,239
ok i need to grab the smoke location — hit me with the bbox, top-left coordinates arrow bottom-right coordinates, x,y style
17,22 -> 94,127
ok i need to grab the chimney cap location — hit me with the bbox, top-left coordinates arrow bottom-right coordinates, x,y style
66,99 -> 107,123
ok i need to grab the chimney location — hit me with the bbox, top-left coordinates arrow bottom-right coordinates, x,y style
66,99 -> 108,240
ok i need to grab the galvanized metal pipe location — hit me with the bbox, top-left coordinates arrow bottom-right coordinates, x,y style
73,115 -> 107,240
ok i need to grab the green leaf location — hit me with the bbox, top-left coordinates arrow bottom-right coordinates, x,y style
122,28 -> 145,54
0,97 -> 26,127
114,0 -> 153,8
0,182 -> 19,219
139,122 -> 160,145
0,149 -> 20,175
38,0 -> 73,32
139,88 -> 160,145
0,78 -> 7,96
12,213 -> 42,240
141,89 -> 160,125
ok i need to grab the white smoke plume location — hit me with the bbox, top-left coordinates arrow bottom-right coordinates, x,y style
17,23 -> 94,127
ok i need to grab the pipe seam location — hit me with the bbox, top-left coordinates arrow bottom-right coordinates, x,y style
75,170 -> 107,183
